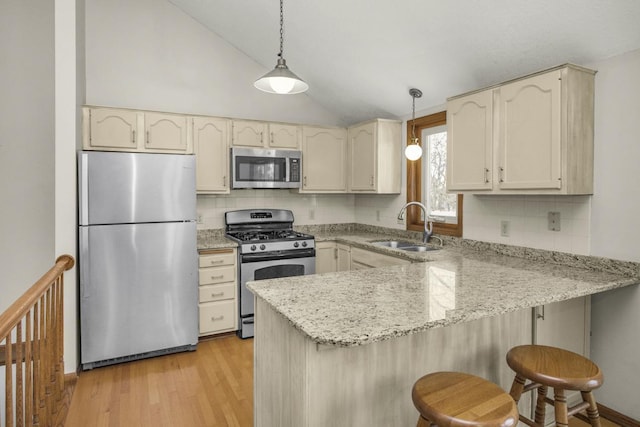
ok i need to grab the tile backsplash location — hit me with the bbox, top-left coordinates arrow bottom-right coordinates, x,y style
462,195 -> 591,255
197,190 -> 356,229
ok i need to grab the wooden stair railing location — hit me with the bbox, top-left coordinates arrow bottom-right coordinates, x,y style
0,255 -> 74,427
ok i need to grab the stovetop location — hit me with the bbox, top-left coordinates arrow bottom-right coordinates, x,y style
225,209 -> 315,254
227,229 -> 313,243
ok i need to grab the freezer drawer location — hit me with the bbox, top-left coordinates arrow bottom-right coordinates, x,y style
79,221 -> 198,366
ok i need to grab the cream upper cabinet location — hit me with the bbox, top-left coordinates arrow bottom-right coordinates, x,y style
193,117 -> 231,194
498,70 -> 562,190
447,89 -> 493,191
446,64 -> 595,195
83,107 -> 192,154
269,123 -> 300,149
144,112 -> 190,153
231,120 -> 267,147
347,119 -> 401,193
83,107 -> 140,151
300,126 -> 348,193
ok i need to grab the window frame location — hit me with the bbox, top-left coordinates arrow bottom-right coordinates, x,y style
406,111 -> 463,237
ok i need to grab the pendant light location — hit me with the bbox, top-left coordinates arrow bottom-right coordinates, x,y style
405,88 -> 423,161
254,0 -> 308,95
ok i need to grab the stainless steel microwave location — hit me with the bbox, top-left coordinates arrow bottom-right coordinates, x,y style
231,147 -> 302,189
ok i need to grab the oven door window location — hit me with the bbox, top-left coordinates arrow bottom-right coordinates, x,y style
254,264 -> 305,280
235,156 -> 286,182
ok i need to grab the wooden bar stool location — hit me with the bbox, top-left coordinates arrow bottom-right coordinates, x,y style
411,371 -> 519,427
506,345 -> 603,427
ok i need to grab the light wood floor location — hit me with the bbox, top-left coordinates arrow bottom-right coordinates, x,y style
65,334 -> 622,427
65,334 -> 254,427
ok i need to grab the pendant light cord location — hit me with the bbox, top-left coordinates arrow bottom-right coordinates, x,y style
279,0 -> 284,58
411,94 -> 416,141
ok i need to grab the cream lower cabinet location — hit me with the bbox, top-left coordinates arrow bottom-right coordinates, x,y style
83,107 -> 192,154
350,247 -> 410,270
300,126 -> 348,193
347,119 -> 401,193
198,248 -> 238,336
337,244 -> 351,271
446,64 -> 595,195
315,242 -> 337,274
193,117 -> 231,194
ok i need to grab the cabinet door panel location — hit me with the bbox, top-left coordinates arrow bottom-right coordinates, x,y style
301,127 -> 347,192
349,122 -> 376,191
232,120 -> 266,147
499,71 -> 562,189
269,123 -> 300,149
194,117 -> 230,193
89,108 -> 139,150
145,113 -> 188,152
315,242 -> 337,274
447,90 -> 493,190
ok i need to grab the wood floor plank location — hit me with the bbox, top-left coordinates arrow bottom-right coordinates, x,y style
66,335 -> 254,427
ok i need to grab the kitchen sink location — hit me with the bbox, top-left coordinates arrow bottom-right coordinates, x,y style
372,240 -> 415,248
372,241 -> 441,252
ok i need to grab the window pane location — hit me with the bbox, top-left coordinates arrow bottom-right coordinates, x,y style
423,127 -> 457,223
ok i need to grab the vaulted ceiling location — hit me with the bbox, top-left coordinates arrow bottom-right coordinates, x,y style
169,0 -> 640,125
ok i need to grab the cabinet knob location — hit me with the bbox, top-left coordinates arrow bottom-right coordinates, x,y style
146,131 -> 150,145
211,291 -> 224,298
211,315 -> 224,321
370,176 -> 374,186
210,259 -> 224,265
499,167 -> 504,183
210,274 -> 224,280
484,168 -> 490,183
132,130 -> 136,144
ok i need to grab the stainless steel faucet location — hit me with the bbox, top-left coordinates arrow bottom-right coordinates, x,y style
397,202 -> 433,244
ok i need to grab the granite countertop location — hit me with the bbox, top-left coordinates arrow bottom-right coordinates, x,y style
248,231 -> 640,348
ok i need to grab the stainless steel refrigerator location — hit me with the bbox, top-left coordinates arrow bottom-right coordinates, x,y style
78,151 -> 198,370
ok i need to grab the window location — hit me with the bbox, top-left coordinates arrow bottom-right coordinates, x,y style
406,111 -> 463,237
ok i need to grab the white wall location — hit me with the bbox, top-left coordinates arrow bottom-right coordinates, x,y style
0,2 -> 55,310
587,48 -> 640,420
84,0 -> 342,127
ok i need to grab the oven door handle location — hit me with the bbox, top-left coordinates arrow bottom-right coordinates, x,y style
241,248 -> 316,263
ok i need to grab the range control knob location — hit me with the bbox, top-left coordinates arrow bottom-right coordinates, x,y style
293,242 -> 300,248
260,244 -> 266,251
302,241 -> 308,247
250,245 -> 257,251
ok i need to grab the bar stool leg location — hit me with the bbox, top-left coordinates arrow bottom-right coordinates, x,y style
416,415 -> 431,427
509,373 -> 526,403
554,388 -> 569,427
534,385 -> 548,425
581,391 -> 602,427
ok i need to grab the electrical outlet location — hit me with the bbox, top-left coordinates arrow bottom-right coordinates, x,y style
376,210 -> 380,221
397,217 -> 404,225
309,209 -> 315,220
548,212 -> 561,231
500,220 -> 510,237
197,213 -> 203,224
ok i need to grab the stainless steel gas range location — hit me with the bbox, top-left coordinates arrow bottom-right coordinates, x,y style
225,209 -> 315,339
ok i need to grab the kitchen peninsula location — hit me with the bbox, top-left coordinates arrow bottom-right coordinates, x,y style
247,237 -> 639,427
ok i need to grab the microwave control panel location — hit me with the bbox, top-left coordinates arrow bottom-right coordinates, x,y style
290,158 -> 300,182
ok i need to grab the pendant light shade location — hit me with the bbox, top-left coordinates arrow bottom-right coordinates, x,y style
254,57 -> 309,94
405,88 -> 423,160
254,0 -> 308,95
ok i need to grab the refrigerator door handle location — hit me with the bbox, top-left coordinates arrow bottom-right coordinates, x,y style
79,227 -> 90,299
79,152 -> 90,225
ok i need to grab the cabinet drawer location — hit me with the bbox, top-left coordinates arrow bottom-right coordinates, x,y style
199,265 -> 235,285
199,283 -> 236,303
199,252 -> 236,268
199,300 -> 236,334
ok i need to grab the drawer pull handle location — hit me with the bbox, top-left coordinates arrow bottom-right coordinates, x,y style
209,259 -> 224,265
210,274 -> 224,280
211,315 -> 224,321
210,292 -> 224,297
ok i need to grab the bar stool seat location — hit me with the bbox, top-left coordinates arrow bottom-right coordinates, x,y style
506,345 -> 603,427
412,371 -> 519,427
